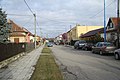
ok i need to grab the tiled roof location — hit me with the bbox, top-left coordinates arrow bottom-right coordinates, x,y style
8,19 -> 27,32
8,19 -> 34,36
22,27 -> 34,36
80,28 -> 104,38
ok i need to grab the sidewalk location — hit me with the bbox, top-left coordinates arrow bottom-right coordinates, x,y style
0,45 -> 43,80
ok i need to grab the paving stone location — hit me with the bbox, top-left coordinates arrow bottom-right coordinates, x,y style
0,46 -> 43,80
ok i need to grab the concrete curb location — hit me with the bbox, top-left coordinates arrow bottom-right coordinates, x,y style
0,52 -> 26,69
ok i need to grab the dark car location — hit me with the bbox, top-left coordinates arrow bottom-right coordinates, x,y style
82,43 -> 94,51
92,42 -> 116,55
74,40 -> 86,49
114,49 -> 120,60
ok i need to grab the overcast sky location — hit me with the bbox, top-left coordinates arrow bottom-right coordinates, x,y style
0,0 -> 117,38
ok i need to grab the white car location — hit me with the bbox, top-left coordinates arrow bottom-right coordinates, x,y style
114,49 -> 120,60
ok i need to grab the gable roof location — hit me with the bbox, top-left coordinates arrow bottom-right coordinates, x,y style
80,28 -> 104,38
22,27 -> 34,36
8,19 -> 35,37
108,17 -> 120,28
8,19 -> 27,32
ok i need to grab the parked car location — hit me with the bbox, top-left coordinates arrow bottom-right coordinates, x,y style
74,40 -> 86,49
92,42 -> 116,55
47,42 -> 53,47
82,43 -> 94,51
114,49 -> 120,60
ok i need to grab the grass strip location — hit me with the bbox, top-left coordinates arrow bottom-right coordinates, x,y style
30,47 -> 63,80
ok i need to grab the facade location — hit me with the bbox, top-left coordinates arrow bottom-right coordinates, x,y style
80,28 -> 104,43
62,33 -> 67,44
67,30 -> 71,44
54,34 -> 63,45
8,20 -> 34,43
36,35 -> 41,45
67,25 -> 103,44
105,17 -> 120,46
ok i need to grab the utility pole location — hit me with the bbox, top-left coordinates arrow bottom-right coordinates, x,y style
117,0 -> 120,48
23,0 -> 37,48
104,0 -> 106,43
40,28 -> 42,38
34,14 -> 36,49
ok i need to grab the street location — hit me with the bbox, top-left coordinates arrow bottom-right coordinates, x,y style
51,45 -> 120,80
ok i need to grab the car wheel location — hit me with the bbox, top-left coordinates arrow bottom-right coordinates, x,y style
115,53 -> 120,60
92,49 -> 94,53
76,46 -> 79,49
85,48 -> 88,51
100,51 -> 103,55
74,47 -> 76,49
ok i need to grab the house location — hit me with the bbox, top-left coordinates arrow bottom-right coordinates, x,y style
80,28 -> 104,43
67,30 -> 72,44
105,17 -> 120,46
8,20 -> 34,43
22,27 -> 34,43
36,35 -> 41,45
62,33 -> 67,44
67,25 -> 103,45
54,34 -> 63,45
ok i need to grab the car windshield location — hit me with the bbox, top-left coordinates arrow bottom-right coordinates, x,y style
47,42 -> 52,44
103,43 -> 114,46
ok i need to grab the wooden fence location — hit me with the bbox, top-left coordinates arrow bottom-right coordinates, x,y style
0,43 -> 35,62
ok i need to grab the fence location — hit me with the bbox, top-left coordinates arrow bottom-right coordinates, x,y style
0,43 -> 35,62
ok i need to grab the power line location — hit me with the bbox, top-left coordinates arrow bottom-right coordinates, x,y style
36,20 -> 40,27
90,0 -> 116,18
24,0 -> 34,15
22,17 -> 33,26
7,13 -> 32,16
7,13 -> 76,24
36,14 -> 77,24
24,0 -> 37,48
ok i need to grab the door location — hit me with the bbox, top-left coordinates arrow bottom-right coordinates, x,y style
14,38 -> 19,43
94,43 -> 100,53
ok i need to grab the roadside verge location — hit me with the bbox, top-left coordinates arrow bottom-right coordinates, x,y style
30,46 -> 63,80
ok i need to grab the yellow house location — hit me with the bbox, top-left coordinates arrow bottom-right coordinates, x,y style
67,25 -> 103,43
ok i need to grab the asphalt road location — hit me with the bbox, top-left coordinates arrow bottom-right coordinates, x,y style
51,45 -> 120,80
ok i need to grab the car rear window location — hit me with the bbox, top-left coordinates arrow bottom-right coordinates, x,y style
79,40 -> 86,43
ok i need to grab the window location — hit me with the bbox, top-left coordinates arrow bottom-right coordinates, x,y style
99,43 -> 103,47
109,23 -> 113,28
95,43 -> 99,47
14,38 -> 19,43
